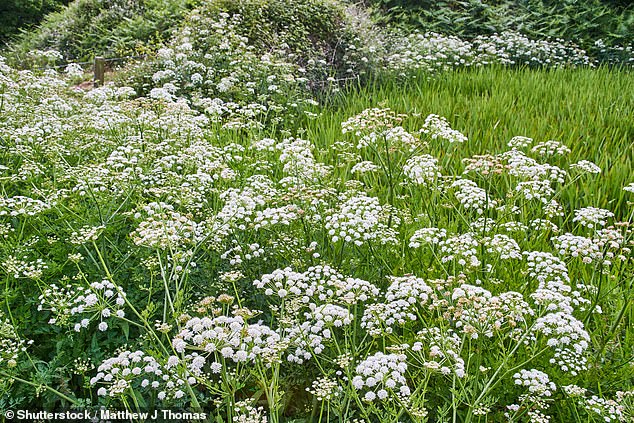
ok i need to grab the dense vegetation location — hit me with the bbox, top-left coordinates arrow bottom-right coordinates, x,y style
0,0 -> 70,45
0,0 -> 633,421
369,0 -> 633,48
3,0 -> 633,69
6,0 -> 198,65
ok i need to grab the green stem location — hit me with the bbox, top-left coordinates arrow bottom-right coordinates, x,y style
1,371 -> 80,406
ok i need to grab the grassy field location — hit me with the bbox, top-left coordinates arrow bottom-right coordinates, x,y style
306,66 -> 634,217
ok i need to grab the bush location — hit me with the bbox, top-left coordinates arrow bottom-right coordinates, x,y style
368,0 -> 634,53
190,0 -> 384,80
116,0 -> 384,128
0,0 -> 70,45
6,0 -> 197,66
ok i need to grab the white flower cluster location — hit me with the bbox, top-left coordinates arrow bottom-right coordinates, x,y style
303,265 -> 380,305
508,136 -> 533,149
531,140 -> 571,157
0,223 -> 15,239
513,369 -> 556,397
472,32 -> 591,68
470,217 -> 497,233
409,227 -> 447,248
439,232 -> 481,268
543,199 -> 564,218
306,376 -> 342,401
386,31 -> 475,74
462,154 -> 506,176
525,251 -> 569,284
454,287 -> 534,338
515,180 -> 555,203
69,225 -> 105,245
403,155 -> 441,186
253,267 -> 310,300
351,160 -> 379,174
254,265 -> 380,307
0,195 -> 51,216
131,202 -> 202,249
451,284 -> 493,337
361,275 -> 433,335
483,234 -> 522,259
40,279 -> 126,332
220,242 -> 265,266
570,160 -> 601,174
500,220 -> 528,233
341,108 -> 404,137
91,350 -> 193,401
2,255 -> 47,279
503,150 -> 566,183
325,194 -> 398,246
563,387 -> 626,422
382,126 -> 420,151
233,400 -> 268,423
584,396 -> 625,423
573,207 -> 614,229
594,228 -> 629,263
251,266 -> 380,364
526,248 -> 592,312
451,179 -> 496,214
287,303 -> 353,363
0,317 -> 33,370
533,312 -> 590,375
411,328 -> 465,378
552,233 -> 602,263
385,30 -> 592,75
530,218 -> 559,233
420,114 -> 467,144
276,137 -> 331,182
213,177 -> 277,237
64,63 -> 84,79
253,205 -> 301,230
172,315 -> 284,367
352,352 -> 410,401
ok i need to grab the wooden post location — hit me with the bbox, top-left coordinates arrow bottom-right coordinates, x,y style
94,56 -> 105,87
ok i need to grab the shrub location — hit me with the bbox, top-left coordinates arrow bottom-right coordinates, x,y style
118,0 -> 385,128
6,0 -> 197,66
0,0 -> 70,45
368,0 -> 633,55
197,0 -> 382,77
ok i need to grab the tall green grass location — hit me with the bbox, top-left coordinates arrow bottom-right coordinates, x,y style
293,66 -> 634,414
303,66 -> 634,218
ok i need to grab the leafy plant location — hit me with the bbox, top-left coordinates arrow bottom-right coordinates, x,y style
5,0 -> 199,66
0,0 -> 71,45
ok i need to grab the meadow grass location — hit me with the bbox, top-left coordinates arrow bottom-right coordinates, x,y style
306,66 -> 634,217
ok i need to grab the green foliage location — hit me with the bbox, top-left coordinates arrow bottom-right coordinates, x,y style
368,0 -> 633,51
203,0 -> 348,66
196,0 -> 381,78
6,0 -> 198,66
0,0 -> 70,45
